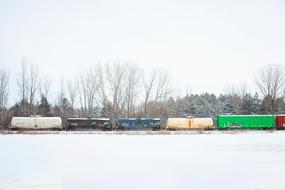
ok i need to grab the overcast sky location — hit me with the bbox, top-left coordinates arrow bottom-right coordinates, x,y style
0,0 -> 285,103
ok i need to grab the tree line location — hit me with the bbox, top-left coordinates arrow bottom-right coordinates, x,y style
0,59 -> 284,127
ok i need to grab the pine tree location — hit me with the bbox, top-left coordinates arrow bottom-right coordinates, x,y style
241,93 -> 254,114
219,95 -> 235,114
61,97 -> 72,118
37,95 -> 51,116
261,95 -> 274,114
276,97 -> 285,113
251,93 -> 261,114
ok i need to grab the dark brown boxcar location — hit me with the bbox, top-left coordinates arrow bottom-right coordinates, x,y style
66,118 -> 111,130
276,115 -> 285,129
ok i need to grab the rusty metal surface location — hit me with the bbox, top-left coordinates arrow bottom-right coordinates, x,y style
276,115 -> 285,128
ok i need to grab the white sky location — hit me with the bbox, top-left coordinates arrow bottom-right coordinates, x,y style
0,0 -> 285,103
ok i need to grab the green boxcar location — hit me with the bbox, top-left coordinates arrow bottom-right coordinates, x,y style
217,115 -> 276,129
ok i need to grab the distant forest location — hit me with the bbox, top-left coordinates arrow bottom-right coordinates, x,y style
0,59 -> 284,127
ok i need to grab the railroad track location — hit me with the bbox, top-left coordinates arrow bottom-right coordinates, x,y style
0,129 -> 282,135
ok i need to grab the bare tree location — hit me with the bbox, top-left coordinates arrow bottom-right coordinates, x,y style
97,64 -> 110,116
67,79 -> 76,116
125,63 -> 142,117
224,83 -> 248,114
143,70 -> 157,115
77,66 -> 101,117
225,83 -> 247,99
142,69 -> 171,117
0,69 -> 9,121
87,68 -> 100,116
105,62 -> 127,125
39,77 -> 51,100
154,70 -> 170,103
17,58 -> 29,114
17,58 -> 41,115
77,71 -> 87,116
28,63 -> 40,115
256,64 -> 285,113
57,77 -> 65,117
53,78 -> 73,120
152,70 -> 171,117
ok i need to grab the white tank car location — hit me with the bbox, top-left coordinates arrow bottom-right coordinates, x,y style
10,117 -> 62,129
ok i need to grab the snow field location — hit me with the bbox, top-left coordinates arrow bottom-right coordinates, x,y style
1,132 -> 285,190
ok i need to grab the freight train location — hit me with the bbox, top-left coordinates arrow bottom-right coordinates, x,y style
7,115 -> 285,130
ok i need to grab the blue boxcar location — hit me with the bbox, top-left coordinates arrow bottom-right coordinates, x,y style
117,118 -> 161,130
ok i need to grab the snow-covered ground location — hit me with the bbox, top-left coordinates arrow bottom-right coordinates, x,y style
1,132 -> 285,190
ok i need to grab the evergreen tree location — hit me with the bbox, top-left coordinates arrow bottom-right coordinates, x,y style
276,97 -> 285,113
10,99 -> 31,117
37,95 -> 51,116
251,93 -> 261,114
182,95 -> 192,117
261,95 -> 274,114
219,95 -> 235,114
241,93 -> 254,114
62,97 -> 72,118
